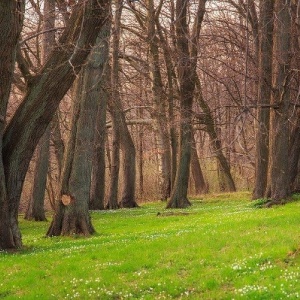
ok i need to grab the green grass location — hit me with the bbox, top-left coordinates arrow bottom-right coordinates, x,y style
1,192 -> 300,299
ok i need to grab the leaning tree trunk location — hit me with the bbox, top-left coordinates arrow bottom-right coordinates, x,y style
252,0 -> 274,200
269,0 -> 292,202
25,0 -> 56,221
2,0 -> 110,247
167,0 -> 207,208
107,0 -> 138,209
0,0 -> 24,249
195,77 -> 236,192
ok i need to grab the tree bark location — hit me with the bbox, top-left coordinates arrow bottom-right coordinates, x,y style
269,0 -> 292,202
167,0 -> 207,208
2,0 -> 110,246
25,0 -> 56,221
146,0 -> 171,201
47,21 -> 111,235
252,0 -> 274,199
191,134 -> 208,194
0,0 -> 24,249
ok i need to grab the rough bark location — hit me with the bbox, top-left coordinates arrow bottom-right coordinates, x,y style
47,22 -> 111,235
269,0 -> 292,202
195,78 -> 236,192
25,0 -> 56,221
191,134 -> 208,194
0,0 -> 24,249
88,22 -> 110,210
3,0 -> 110,246
147,0 -> 171,201
252,0 -> 274,200
167,0 -> 207,208
89,73 -> 109,210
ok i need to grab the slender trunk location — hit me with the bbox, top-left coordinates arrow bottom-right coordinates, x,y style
289,116 -> 300,191
107,0 -> 137,208
191,134 -> 208,194
195,78 -> 236,192
252,0 -> 274,199
147,0 -> 171,201
167,0 -> 207,208
25,0 -> 55,221
3,0 -> 110,244
47,20 -> 111,235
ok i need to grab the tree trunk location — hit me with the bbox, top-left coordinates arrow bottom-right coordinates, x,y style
25,0 -> 56,221
269,0 -> 292,202
147,0 -> 171,201
167,0 -> 207,208
0,0 -> 24,249
289,116 -> 300,191
191,134 -> 208,194
252,0 -> 274,199
47,22 -> 111,236
107,0 -> 138,209
89,22 -> 110,210
106,115 -> 121,209
2,0 -> 110,246
195,78 -> 236,192
89,82 -> 109,210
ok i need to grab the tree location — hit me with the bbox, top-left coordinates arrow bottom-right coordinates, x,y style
25,0 -> 56,221
269,0 -> 292,202
47,21 -> 111,236
0,0 -> 25,249
107,0 -> 138,209
146,0 -> 172,201
252,0 -> 274,199
1,0 -> 111,249
167,0 -> 207,208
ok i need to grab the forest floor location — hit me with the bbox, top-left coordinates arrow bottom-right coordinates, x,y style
1,192 -> 300,299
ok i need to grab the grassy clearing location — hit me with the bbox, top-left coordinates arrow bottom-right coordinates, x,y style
1,192 -> 300,299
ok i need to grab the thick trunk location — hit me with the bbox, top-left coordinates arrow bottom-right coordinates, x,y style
2,0 -> 110,244
106,117 -> 121,209
269,0 -> 292,202
90,85 -> 108,210
252,0 -> 274,199
89,22 -> 110,210
48,23 -> 110,236
0,0 -> 24,249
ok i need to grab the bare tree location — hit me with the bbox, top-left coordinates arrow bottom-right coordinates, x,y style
167,0 -> 207,208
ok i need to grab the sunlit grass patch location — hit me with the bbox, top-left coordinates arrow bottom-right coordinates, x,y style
1,192 -> 300,299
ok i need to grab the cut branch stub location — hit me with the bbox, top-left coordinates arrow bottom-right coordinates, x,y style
61,194 -> 74,206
